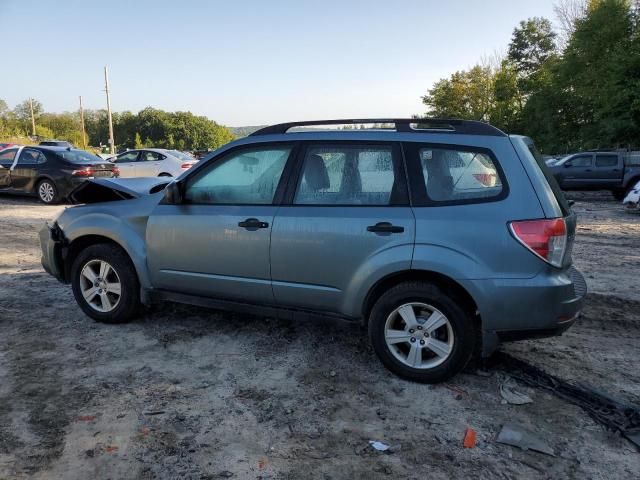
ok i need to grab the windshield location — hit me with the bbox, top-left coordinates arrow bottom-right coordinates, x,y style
56,150 -> 103,164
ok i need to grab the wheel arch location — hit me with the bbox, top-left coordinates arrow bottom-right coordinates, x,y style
63,235 -> 128,282
33,174 -> 57,193
362,269 -> 481,327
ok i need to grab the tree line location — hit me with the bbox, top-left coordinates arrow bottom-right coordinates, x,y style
421,0 -> 640,154
0,99 -> 235,152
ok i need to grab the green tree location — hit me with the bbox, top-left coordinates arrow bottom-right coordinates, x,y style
134,132 -> 144,149
13,98 -> 43,132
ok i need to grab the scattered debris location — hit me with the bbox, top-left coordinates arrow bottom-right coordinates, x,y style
495,352 -> 640,450
105,445 -> 119,454
329,370 -> 336,377
369,440 -> 390,452
463,428 -> 477,448
496,424 -> 555,456
76,415 -> 96,422
143,410 -> 166,416
499,375 -> 533,405
218,471 -> 234,478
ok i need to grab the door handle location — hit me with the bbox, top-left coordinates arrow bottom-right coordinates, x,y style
367,222 -> 404,234
238,218 -> 269,229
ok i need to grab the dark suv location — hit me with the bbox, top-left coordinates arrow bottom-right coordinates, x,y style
40,119 -> 586,382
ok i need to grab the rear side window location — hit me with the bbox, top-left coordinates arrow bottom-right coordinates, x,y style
405,143 -> 505,204
57,150 -> 103,164
293,143 -> 406,205
595,154 -> 618,167
18,148 -> 47,164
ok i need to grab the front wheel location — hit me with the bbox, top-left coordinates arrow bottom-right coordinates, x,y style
368,282 -> 475,383
70,243 -> 140,323
37,179 -> 58,204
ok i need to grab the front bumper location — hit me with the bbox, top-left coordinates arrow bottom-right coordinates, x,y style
466,266 -> 587,356
39,222 -> 67,283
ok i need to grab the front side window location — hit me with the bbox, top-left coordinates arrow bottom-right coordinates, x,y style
184,145 -> 292,204
595,154 -> 618,167
568,155 -> 591,167
293,144 -> 403,205
115,152 -> 140,163
0,148 -> 18,166
411,145 -> 504,203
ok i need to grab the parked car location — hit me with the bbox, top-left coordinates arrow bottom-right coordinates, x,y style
0,146 -> 119,203
548,151 -> 640,199
0,142 -> 18,150
623,178 -> 640,209
108,148 -> 196,177
39,140 -> 74,148
40,118 -> 585,383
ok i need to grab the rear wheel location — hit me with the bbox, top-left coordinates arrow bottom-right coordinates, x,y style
368,281 -> 475,383
37,179 -> 58,204
71,243 -> 140,323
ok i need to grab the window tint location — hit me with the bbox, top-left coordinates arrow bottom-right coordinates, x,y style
115,152 -> 139,163
416,146 -> 503,202
184,145 -> 291,204
18,149 -> 47,165
294,144 -> 400,205
595,154 -> 618,167
568,155 -> 591,167
0,148 -> 17,164
625,153 -> 640,166
141,151 -> 163,161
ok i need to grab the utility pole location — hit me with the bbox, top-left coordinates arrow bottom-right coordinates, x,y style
79,95 -> 87,150
104,66 -> 115,154
29,97 -> 36,136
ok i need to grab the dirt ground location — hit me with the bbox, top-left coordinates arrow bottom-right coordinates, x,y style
0,191 -> 639,479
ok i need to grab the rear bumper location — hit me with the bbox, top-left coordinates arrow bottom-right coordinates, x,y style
39,222 -> 67,283
463,266 -> 587,356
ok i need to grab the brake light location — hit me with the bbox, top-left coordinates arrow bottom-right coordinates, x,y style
72,167 -> 94,177
181,162 -> 193,169
472,173 -> 496,186
509,218 -> 567,267
112,167 -> 120,176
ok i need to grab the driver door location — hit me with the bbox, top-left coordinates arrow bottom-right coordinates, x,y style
113,151 -> 140,177
146,143 -> 295,304
0,148 -> 19,188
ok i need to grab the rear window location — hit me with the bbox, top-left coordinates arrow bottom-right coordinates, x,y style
525,140 -> 570,216
56,150 -> 103,164
406,143 -> 505,205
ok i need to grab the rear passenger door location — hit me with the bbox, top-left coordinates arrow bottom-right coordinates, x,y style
594,154 -> 622,187
11,148 -> 46,190
137,150 -> 165,177
270,142 -> 414,317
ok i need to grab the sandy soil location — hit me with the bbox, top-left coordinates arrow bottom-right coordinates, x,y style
0,192 -> 639,479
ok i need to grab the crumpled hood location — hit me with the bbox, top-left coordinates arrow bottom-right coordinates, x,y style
69,177 -> 171,204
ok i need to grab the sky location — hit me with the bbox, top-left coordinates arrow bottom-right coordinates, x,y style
1,0 -> 557,126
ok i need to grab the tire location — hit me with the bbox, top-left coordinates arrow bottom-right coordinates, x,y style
37,179 -> 59,204
612,188 -> 625,201
70,243 -> 140,323
368,281 -> 475,383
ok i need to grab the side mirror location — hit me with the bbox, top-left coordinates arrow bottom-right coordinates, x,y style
164,181 -> 183,204
563,162 -> 572,168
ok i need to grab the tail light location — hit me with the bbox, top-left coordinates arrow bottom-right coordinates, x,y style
472,173 -> 496,186
72,167 -> 94,177
181,162 -> 194,170
509,218 -> 567,267
112,167 -> 120,177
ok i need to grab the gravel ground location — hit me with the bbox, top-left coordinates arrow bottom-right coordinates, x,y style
0,191 -> 639,479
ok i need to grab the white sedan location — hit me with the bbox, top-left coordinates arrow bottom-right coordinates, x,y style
110,148 -> 196,178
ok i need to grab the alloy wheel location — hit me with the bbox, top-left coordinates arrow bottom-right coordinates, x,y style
39,182 -> 55,203
384,302 -> 455,369
79,260 -> 122,312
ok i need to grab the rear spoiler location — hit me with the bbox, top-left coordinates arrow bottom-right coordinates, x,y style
69,177 -> 171,204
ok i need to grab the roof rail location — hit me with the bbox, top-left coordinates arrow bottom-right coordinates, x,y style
250,118 -> 506,137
